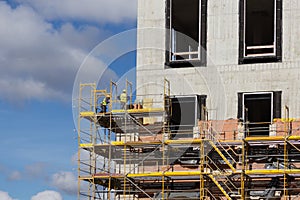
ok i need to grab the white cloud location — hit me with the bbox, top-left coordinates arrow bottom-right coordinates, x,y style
0,78 -> 68,102
51,171 -> 77,195
4,163 -> 47,182
0,2 -> 118,103
31,190 -> 62,200
15,0 -> 137,24
0,191 -> 15,200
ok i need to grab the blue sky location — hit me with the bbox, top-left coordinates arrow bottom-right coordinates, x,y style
0,0 -> 137,199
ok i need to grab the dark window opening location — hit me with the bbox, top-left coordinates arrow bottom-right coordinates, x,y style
166,0 -> 207,67
171,0 -> 199,61
246,0 -> 274,49
170,95 -> 206,138
239,0 -> 282,64
244,93 -> 272,136
238,92 -> 282,137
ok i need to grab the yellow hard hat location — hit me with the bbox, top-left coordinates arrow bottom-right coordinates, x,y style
122,89 -> 126,92
106,94 -> 110,98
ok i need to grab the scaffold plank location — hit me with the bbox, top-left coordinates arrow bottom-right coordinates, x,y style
80,143 -> 93,148
111,141 -> 162,146
111,141 -> 125,146
245,136 -> 300,141
79,176 -> 93,180
80,111 -> 95,117
126,171 -> 208,178
111,107 -> 164,114
246,169 -> 300,175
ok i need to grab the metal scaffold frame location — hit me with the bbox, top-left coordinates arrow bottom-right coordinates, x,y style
77,81 -> 300,200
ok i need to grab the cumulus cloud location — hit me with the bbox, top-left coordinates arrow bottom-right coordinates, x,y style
5,162 -> 47,181
0,78 -> 68,102
15,0 -> 137,24
51,171 -> 77,195
0,2 -> 119,103
0,191 -> 15,200
31,190 -> 62,200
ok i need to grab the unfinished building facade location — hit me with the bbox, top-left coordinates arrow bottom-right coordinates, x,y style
77,0 -> 300,199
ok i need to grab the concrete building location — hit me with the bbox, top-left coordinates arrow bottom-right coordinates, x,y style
77,1 -> 300,199
137,0 -> 300,125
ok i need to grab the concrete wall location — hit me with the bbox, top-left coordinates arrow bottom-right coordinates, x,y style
137,0 -> 300,119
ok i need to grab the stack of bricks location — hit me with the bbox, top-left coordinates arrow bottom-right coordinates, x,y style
198,119 -> 240,140
273,119 -> 300,136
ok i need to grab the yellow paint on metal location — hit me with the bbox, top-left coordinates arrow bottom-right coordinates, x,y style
273,118 -> 296,122
209,141 -> 236,173
79,176 -> 93,180
78,82 -> 300,200
111,108 -> 164,114
80,111 -> 95,117
127,172 -> 163,177
245,136 -> 300,141
111,141 -> 125,146
80,143 -> 93,148
126,171 -> 209,178
111,141 -> 162,146
246,169 -> 300,175
208,174 -> 232,200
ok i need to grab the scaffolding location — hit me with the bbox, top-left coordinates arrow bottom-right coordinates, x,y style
77,81 -> 300,200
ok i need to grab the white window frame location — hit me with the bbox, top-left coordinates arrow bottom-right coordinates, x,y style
243,0 -> 277,58
169,0 -> 201,62
242,92 -> 273,124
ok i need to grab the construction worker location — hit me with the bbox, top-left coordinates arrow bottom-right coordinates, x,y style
119,89 -> 128,109
100,95 -> 110,113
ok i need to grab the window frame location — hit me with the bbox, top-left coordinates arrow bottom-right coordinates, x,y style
237,91 -> 282,120
242,92 -> 274,124
165,0 -> 207,68
239,0 -> 282,64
